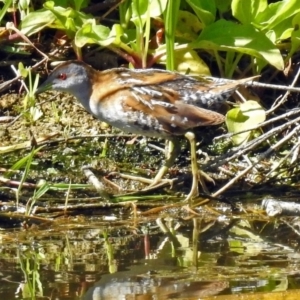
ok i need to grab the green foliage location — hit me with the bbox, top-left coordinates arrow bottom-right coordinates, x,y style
18,246 -> 45,298
18,0 -> 299,75
18,62 -> 43,123
0,0 -> 13,23
232,0 -> 300,62
158,49 -> 211,76
21,1 -> 90,37
226,100 -> 266,145
6,146 -> 44,207
186,0 -> 216,26
75,21 -> 119,48
192,19 -> 284,74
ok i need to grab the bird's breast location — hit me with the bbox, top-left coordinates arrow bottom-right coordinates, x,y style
89,96 -> 171,137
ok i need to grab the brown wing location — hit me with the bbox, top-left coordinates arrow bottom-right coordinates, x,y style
120,87 -> 225,135
91,67 -> 257,108
91,68 -> 180,101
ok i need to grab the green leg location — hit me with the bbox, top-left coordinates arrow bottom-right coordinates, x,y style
183,132 -> 199,202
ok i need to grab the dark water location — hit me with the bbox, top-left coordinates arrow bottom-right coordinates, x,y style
1,201 -> 300,300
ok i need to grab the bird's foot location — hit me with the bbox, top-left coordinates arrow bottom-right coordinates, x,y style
183,170 -> 214,202
112,172 -> 174,191
143,177 -> 175,191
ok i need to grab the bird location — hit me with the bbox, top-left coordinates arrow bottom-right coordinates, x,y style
36,60 -> 256,201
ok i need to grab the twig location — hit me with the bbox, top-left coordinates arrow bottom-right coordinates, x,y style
6,22 -> 48,60
212,124 -> 300,197
0,58 -> 48,94
267,66 -> 300,115
266,137 -> 300,177
207,114 -> 300,170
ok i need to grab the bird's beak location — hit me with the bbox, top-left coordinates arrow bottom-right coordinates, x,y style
35,80 -> 52,95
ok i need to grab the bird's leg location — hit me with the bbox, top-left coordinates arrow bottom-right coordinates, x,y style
184,131 -> 210,202
146,138 -> 180,188
123,139 -> 178,190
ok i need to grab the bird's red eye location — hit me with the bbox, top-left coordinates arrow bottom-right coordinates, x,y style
58,73 -> 67,80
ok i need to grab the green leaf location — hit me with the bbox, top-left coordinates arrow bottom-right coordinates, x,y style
149,0 -> 168,17
75,21 -> 120,48
43,1 -> 88,38
73,0 -> 88,10
191,19 -> 284,70
233,0 -> 300,41
215,0 -> 231,14
289,12 -> 300,58
20,1 -> 89,36
20,10 -> 58,36
131,0 -> 148,28
256,0 -> 300,31
131,0 -> 167,19
5,147 -> 43,175
186,0 -> 216,26
119,0 -> 131,28
52,0 -> 89,7
226,100 -> 266,146
176,10 -> 203,41
232,0 -> 268,25
131,0 -> 167,28
19,0 -> 30,10
158,48 -> 211,76
18,62 -> 28,78
0,0 -> 12,23
269,18 -> 294,41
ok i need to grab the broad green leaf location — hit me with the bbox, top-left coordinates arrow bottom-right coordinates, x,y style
289,12 -> 300,58
131,0 -> 167,28
119,0 -> 131,28
131,0 -> 148,28
191,20 -> 284,70
158,49 -> 211,76
73,0 -> 88,10
52,0 -> 69,6
65,18 -> 76,33
43,1 -> 88,37
232,0 -> 268,25
149,0 -> 168,17
215,0 -> 231,14
243,0 -> 300,41
131,0 -> 167,19
267,16 -> 294,41
19,0 -> 30,11
52,0 -> 89,8
278,27 -> 294,41
226,100 -> 266,146
176,10 -> 203,41
20,1 -> 89,36
20,10 -> 58,35
75,21 -> 120,48
131,0 -> 148,18
256,0 -> 300,31
186,0 -> 216,26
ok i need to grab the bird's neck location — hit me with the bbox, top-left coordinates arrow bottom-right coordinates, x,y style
68,67 -> 99,115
